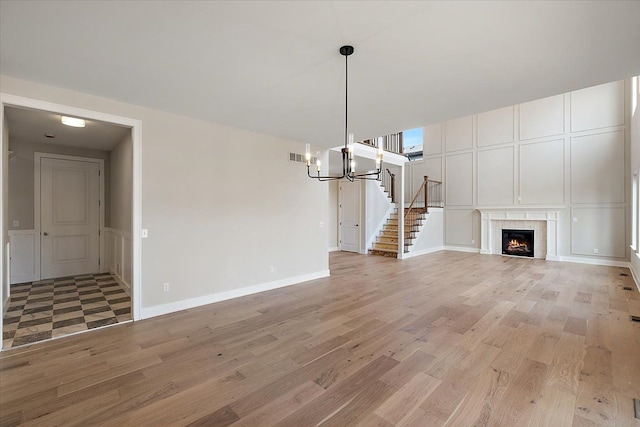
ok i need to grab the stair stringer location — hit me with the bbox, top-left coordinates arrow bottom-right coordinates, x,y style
403,207 -> 444,258
365,181 -> 396,252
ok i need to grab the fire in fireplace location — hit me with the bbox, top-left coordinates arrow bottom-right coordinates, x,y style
502,229 -> 534,257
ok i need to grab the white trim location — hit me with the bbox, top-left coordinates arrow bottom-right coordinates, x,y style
442,245 -> 482,253
477,208 -> 561,260
402,246 -> 445,259
106,227 -> 132,240
628,254 -> 640,292
328,246 -> 339,252
367,203 -> 395,251
554,255 -> 630,268
34,152 -> 105,279
0,93 -> 143,325
141,269 -> 331,319
111,269 -> 131,297
398,163 -> 405,259
104,227 -> 132,297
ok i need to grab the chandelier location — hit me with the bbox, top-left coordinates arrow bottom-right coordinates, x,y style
306,45 -> 383,181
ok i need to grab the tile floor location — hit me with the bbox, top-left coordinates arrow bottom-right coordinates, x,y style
2,273 -> 131,349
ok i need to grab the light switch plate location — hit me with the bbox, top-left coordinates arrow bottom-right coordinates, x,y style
142,229 -> 148,238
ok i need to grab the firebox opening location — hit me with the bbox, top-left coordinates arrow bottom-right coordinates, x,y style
502,229 -> 534,258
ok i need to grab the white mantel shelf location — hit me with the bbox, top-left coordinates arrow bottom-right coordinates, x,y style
477,207 -> 564,260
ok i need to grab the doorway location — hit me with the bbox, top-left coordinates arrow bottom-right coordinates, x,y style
0,94 -> 142,350
339,180 -> 361,253
38,155 -> 103,279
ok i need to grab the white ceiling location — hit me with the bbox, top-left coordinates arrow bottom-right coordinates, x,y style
1,1 -> 639,149
5,106 -> 130,151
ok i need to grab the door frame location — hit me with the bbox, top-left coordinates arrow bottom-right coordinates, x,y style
34,153 -> 105,280
338,180 -> 362,253
0,93 -> 143,332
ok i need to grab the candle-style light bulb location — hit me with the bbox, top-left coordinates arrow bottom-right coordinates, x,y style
316,151 -> 321,172
350,160 -> 355,172
348,133 -> 354,160
305,143 -> 311,165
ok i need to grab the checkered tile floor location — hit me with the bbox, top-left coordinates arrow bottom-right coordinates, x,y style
3,273 -> 132,349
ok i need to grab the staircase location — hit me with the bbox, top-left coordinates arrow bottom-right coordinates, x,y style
369,175 -> 443,258
370,208 -> 428,257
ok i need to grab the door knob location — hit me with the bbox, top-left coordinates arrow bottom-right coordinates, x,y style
43,232 -> 48,236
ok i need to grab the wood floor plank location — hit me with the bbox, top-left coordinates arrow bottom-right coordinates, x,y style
274,355 -> 399,427
488,358 -> 549,426
229,381 -> 325,427
2,251 -> 639,426
375,371 -> 440,425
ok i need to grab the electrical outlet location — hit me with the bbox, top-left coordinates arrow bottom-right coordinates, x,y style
319,221 -> 324,228
471,239 -> 475,244
117,263 -> 121,273
163,283 -> 170,292
269,265 -> 276,273
142,229 -> 149,238
12,220 -> 19,227
593,248 -> 599,254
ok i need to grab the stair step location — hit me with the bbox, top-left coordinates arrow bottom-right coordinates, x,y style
377,236 -> 398,243
386,219 -> 424,226
381,231 -> 417,239
374,242 -> 399,250
369,248 -> 398,258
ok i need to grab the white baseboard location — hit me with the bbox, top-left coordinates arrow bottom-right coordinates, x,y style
555,255 -> 630,268
403,246 -> 444,259
628,257 -> 640,293
140,269 -> 331,320
110,269 -> 131,297
443,245 -> 481,253
328,247 -> 339,252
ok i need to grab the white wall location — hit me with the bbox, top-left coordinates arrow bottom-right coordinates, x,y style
629,77 -> 640,281
408,80 -> 630,262
364,180 -> 393,251
405,208 -> 444,257
8,138 -> 111,230
328,180 -> 338,251
0,75 -> 329,316
107,132 -> 133,292
2,112 -> 9,318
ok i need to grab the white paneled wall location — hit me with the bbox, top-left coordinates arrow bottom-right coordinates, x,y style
105,228 -> 132,295
8,230 -> 37,284
407,79 -> 629,261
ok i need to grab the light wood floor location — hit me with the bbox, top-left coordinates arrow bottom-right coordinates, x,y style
1,251 -> 639,426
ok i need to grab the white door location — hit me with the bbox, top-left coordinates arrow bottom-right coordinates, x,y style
40,157 -> 100,279
339,181 -> 361,253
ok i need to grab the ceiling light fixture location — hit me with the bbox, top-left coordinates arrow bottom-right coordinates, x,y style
61,116 -> 86,127
306,45 -> 383,181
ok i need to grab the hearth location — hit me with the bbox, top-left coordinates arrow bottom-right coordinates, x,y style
502,229 -> 534,258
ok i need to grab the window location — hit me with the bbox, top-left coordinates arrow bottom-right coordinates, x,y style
403,127 -> 423,161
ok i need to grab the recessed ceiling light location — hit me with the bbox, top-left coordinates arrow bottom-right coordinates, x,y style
61,116 -> 85,127
44,133 -> 56,138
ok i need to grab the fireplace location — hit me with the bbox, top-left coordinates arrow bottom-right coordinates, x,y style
502,229 -> 534,258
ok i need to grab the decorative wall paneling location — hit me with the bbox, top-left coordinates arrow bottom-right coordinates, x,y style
414,80 -> 629,261
8,230 -> 37,284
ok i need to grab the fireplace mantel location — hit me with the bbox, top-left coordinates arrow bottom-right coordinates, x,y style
477,208 -> 563,260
